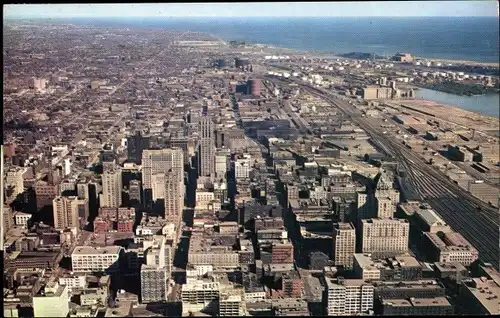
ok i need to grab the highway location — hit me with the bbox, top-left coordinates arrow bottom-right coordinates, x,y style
269,76 -> 499,267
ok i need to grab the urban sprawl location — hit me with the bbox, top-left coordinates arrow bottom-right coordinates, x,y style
2,22 -> 500,317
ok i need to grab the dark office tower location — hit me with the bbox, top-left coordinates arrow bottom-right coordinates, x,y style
235,57 -> 250,69
247,79 -> 261,96
127,131 -> 151,164
198,117 -> 215,179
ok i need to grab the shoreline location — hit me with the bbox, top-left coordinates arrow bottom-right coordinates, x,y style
8,18 -> 499,66
233,40 -> 499,68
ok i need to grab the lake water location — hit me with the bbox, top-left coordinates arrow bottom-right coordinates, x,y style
415,88 -> 499,118
19,16 -> 500,63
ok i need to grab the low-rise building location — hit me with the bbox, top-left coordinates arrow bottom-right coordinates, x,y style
71,246 -> 122,273
32,282 -> 69,318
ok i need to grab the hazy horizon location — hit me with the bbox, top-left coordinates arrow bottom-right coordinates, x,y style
4,2 -> 498,19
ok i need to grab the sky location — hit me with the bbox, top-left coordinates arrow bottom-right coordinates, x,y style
3,2 -> 499,19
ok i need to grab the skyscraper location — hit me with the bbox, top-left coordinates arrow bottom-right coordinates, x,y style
165,170 -> 183,222
142,148 -> 184,212
198,117 -> 215,179
141,236 -> 169,304
357,170 -> 399,220
127,131 -> 151,164
53,196 -> 88,230
142,148 -> 184,190
100,168 -> 122,208
332,222 -> 356,269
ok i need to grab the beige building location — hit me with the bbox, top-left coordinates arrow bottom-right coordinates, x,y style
140,235 -> 173,304
142,148 -> 184,189
182,279 -> 220,315
188,233 -> 239,268
325,277 -> 375,315
198,117 -> 216,179
353,253 -> 382,281
164,170 -> 183,221
53,196 -> 88,230
195,190 -> 215,211
332,222 -> 356,269
219,293 -> 244,316
234,154 -> 252,180
361,218 -> 409,257
362,86 -> 394,100
71,246 -> 122,273
151,173 -> 166,201
459,275 -> 500,315
33,282 -> 69,318
5,167 -> 25,196
423,231 -> 479,265
100,168 -> 122,208
215,150 -> 229,180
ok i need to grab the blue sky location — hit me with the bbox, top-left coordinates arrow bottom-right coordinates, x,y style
4,2 -> 498,19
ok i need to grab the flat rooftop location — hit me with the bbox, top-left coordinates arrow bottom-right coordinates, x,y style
72,246 -> 122,255
382,297 -> 451,307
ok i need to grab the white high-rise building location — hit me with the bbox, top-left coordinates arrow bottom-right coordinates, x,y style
234,154 -> 251,180
198,117 -> 216,179
361,218 -> 409,257
100,168 -> 122,208
332,222 -> 356,269
325,277 -> 374,316
215,150 -> 229,180
71,246 -> 122,273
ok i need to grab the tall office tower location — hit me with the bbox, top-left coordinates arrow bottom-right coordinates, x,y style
100,168 -> 122,208
142,148 -> 184,189
357,171 -> 399,220
325,277 -> 374,316
332,222 -> 356,269
361,218 -> 409,258
165,171 -> 182,222
53,196 -> 88,230
215,151 -> 228,180
127,131 -> 151,164
375,197 -> 395,219
374,171 -> 399,218
5,167 -> 25,196
77,181 -> 98,219
198,117 -> 216,179
141,236 -> 168,304
35,181 -> 59,213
